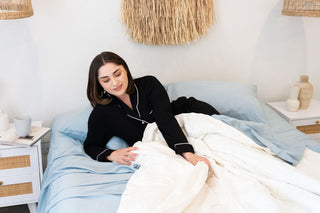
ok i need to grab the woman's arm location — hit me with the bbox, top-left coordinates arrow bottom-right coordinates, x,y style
146,76 -> 194,154
84,109 -> 115,162
84,108 -> 138,165
144,76 -> 211,167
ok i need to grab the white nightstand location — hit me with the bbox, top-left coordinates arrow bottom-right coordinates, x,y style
0,121 -> 50,213
267,99 -> 320,142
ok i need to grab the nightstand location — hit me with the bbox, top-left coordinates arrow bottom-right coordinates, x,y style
267,99 -> 320,142
0,121 -> 50,213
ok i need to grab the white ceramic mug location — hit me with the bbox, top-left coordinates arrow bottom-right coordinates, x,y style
14,115 -> 31,137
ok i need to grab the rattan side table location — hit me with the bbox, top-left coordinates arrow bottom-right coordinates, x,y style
0,121 -> 50,213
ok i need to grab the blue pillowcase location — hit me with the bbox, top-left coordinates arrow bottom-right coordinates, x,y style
51,106 -> 92,143
165,81 -> 267,123
51,106 -> 130,149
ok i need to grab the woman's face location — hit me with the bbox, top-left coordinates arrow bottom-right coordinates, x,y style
97,62 -> 129,99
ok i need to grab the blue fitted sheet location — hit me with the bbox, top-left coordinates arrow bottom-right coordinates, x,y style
37,104 -> 320,213
37,131 -> 135,213
262,104 -> 320,163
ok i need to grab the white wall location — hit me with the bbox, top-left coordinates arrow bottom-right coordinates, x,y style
0,0 -> 319,127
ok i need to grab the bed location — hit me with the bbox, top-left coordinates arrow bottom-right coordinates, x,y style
37,81 -> 320,213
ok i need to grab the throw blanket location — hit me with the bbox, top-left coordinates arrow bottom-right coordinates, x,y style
117,113 -> 320,213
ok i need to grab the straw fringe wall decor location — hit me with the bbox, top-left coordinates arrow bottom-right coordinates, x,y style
121,0 -> 215,45
0,0 -> 33,20
282,0 -> 320,17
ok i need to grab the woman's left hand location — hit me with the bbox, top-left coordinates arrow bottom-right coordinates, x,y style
182,152 -> 211,167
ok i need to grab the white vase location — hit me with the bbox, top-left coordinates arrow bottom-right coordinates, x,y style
286,86 -> 300,112
0,110 -> 10,131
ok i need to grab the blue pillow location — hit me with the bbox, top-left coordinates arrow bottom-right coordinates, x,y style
165,81 -> 267,123
51,106 -> 130,149
51,106 -> 92,143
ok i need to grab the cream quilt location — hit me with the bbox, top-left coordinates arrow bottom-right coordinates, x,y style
117,113 -> 320,213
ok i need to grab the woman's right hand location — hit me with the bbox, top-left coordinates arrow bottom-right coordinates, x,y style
106,147 -> 138,165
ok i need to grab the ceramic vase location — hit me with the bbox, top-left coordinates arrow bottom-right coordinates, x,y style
294,75 -> 313,109
286,86 -> 300,112
0,110 -> 10,131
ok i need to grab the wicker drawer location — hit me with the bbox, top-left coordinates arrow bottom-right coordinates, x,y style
0,174 -> 40,206
0,147 -> 38,177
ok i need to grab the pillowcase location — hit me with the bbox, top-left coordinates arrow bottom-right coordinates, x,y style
165,81 -> 267,123
51,106 -> 92,143
51,106 -> 130,149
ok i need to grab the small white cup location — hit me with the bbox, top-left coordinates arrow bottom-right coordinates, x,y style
14,115 -> 31,137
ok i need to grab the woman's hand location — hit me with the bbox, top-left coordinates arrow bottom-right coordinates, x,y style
182,152 -> 211,167
107,147 -> 138,165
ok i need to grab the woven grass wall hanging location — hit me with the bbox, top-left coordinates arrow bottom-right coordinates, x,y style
121,0 -> 215,45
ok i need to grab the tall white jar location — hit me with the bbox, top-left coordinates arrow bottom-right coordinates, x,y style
0,110 -> 10,131
286,86 -> 300,112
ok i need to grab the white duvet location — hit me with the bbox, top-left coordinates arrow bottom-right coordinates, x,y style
117,113 -> 320,213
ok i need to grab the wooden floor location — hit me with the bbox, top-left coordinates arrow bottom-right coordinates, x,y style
0,205 -> 29,213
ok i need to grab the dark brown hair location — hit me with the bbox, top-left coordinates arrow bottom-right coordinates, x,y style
87,51 -> 135,107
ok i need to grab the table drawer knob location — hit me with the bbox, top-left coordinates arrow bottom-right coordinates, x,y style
0,181 -> 3,186
316,120 -> 320,124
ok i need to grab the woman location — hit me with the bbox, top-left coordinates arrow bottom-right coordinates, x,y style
84,52 -> 219,167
